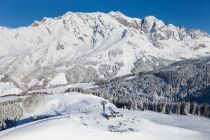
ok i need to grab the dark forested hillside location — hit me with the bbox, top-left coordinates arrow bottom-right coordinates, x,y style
94,57 -> 210,116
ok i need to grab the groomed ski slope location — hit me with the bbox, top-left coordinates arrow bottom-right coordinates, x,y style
0,92 -> 210,140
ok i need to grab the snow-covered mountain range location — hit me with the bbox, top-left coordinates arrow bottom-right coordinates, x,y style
0,11 -> 210,92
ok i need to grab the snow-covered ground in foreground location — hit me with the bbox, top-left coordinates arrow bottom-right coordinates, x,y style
0,116 -> 204,140
0,92 -> 210,140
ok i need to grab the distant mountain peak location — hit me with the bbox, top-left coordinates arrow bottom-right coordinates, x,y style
109,11 -> 125,16
0,11 -> 209,89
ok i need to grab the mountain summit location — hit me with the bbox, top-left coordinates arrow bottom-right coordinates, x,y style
0,11 -> 209,91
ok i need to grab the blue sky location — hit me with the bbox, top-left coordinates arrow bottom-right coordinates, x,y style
0,0 -> 209,33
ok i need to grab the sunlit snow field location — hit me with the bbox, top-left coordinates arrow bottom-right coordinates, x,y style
0,92 -> 210,140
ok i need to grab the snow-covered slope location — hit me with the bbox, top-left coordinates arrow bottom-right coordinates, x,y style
0,92 -> 210,140
0,116 -> 204,140
0,11 -> 210,90
0,82 -> 22,96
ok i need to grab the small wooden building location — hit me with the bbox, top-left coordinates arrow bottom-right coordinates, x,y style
101,101 -> 123,120
105,106 -> 123,120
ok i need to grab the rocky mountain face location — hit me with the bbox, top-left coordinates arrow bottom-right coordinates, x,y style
0,11 -> 210,91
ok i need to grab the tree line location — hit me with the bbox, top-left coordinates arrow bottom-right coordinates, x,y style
64,87 -> 210,117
